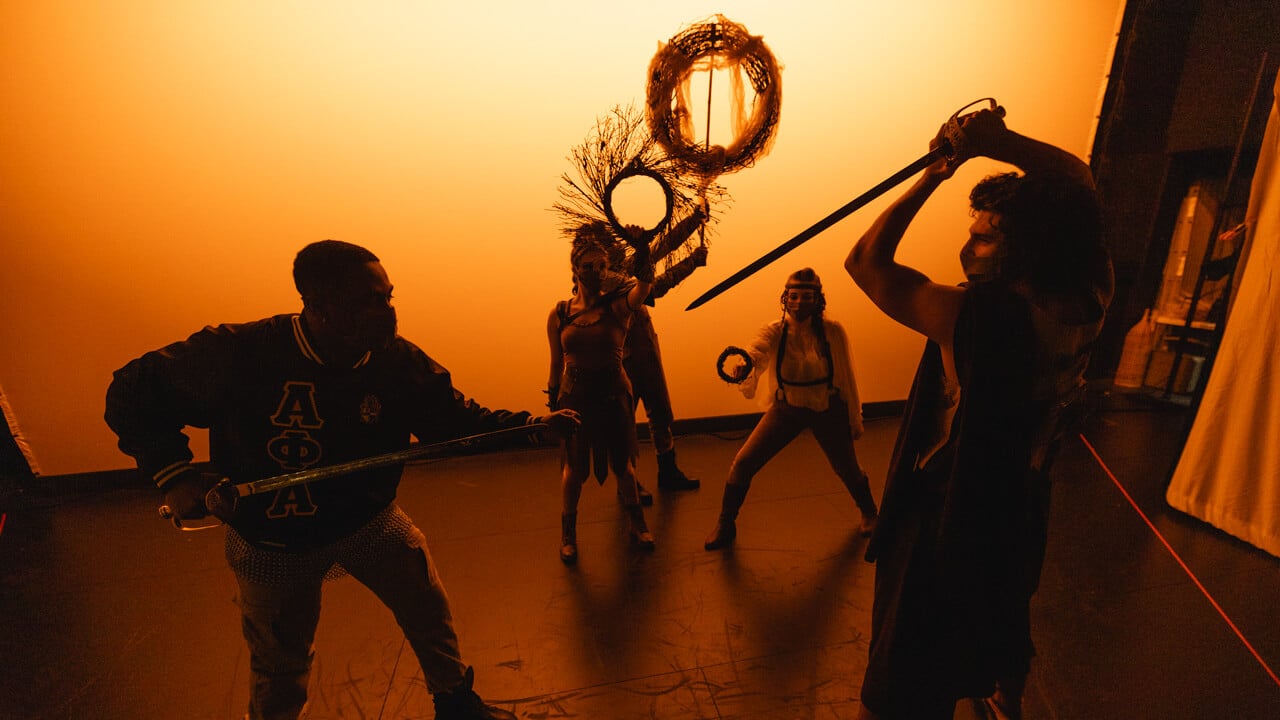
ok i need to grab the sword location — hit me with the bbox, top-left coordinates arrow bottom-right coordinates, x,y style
159,422 -> 549,530
685,99 -> 1004,311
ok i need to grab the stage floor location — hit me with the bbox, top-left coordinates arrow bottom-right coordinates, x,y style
2,401 -> 1278,719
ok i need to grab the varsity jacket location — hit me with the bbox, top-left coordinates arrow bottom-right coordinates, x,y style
105,314 -> 536,550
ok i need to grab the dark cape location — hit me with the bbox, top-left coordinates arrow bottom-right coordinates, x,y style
860,281 -> 1094,712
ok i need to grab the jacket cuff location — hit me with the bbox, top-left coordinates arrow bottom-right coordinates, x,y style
152,460 -> 195,490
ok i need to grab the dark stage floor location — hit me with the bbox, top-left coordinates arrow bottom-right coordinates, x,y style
2,399 -> 1278,719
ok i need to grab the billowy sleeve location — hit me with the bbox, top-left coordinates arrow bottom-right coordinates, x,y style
826,320 -> 863,436
740,322 -> 782,405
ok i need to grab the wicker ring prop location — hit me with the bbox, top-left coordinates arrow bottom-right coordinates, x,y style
603,163 -> 675,241
646,15 -> 781,176
716,346 -> 753,383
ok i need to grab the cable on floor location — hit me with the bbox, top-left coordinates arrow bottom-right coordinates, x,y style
1078,433 -> 1280,689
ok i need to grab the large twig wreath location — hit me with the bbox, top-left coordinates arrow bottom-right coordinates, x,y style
552,15 -> 779,283
646,14 -> 782,176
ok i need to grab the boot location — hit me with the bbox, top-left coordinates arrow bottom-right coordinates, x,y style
656,449 -> 700,491
843,472 -> 879,537
617,452 -> 652,505
560,512 -> 578,565
625,504 -> 655,550
858,509 -> 879,538
432,666 -> 517,720
618,472 -> 653,506
629,481 -> 654,506
704,483 -> 749,550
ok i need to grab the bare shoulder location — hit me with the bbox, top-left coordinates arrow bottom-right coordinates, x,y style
875,278 -> 967,346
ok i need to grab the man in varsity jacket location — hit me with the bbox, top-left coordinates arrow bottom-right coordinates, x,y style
105,239 -> 578,720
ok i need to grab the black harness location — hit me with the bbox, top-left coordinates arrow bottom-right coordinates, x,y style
774,321 -> 835,398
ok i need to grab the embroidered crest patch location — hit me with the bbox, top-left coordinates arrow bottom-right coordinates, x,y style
359,394 -> 382,425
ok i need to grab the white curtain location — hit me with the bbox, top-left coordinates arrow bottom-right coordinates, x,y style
1166,68 -> 1280,559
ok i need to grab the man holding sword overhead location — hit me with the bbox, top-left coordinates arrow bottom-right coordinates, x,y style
845,107 -> 1113,719
105,239 -> 578,720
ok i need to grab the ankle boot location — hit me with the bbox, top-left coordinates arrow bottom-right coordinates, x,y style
842,472 -> 879,537
560,512 -> 578,564
704,483 -> 749,550
621,481 -> 653,506
656,449 -> 700,491
432,666 -> 517,720
625,504 -> 655,550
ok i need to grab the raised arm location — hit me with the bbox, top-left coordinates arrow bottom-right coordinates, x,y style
958,108 -> 1095,188
845,108 -> 1096,346
626,272 -> 654,311
844,149 -> 966,346
650,205 -> 708,261
650,245 -> 708,300
621,225 -> 656,311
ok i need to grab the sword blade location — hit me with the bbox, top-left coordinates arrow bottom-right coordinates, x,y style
685,147 -> 944,311
236,423 -> 548,497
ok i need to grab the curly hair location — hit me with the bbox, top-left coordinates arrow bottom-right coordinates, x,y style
969,172 -> 1108,298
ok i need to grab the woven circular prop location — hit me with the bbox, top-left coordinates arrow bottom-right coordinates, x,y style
716,346 -> 753,383
646,15 -> 782,176
553,105 -> 728,279
603,163 -> 675,240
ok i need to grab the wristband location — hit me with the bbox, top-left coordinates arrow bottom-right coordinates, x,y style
634,262 -> 656,283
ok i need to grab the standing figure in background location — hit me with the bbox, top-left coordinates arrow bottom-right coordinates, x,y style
844,108 -> 1113,719
105,240 -> 579,720
618,209 -> 710,502
548,221 -> 656,564
623,301 -> 702,499
703,267 -> 878,551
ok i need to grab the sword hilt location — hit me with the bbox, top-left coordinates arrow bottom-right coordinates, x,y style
204,478 -> 240,523
157,502 -> 222,532
941,97 -> 1006,160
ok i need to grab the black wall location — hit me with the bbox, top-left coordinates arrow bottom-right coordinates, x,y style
1089,0 -> 1279,376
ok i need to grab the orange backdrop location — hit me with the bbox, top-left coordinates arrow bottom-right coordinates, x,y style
0,0 -> 1125,475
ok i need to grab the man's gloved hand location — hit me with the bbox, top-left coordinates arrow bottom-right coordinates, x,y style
161,469 -> 224,521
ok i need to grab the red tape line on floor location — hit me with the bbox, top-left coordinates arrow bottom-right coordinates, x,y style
1079,433 -> 1280,689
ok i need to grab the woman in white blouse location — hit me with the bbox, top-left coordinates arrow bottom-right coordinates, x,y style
704,268 -> 878,550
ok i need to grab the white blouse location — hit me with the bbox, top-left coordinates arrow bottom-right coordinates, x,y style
738,317 -> 863,436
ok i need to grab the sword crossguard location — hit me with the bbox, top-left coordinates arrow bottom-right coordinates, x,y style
941,97 -> 1006,160
157,503 -> 223,532
204,478 -> 240,523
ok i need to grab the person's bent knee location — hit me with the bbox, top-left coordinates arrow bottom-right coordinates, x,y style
726,457 -> 762,486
